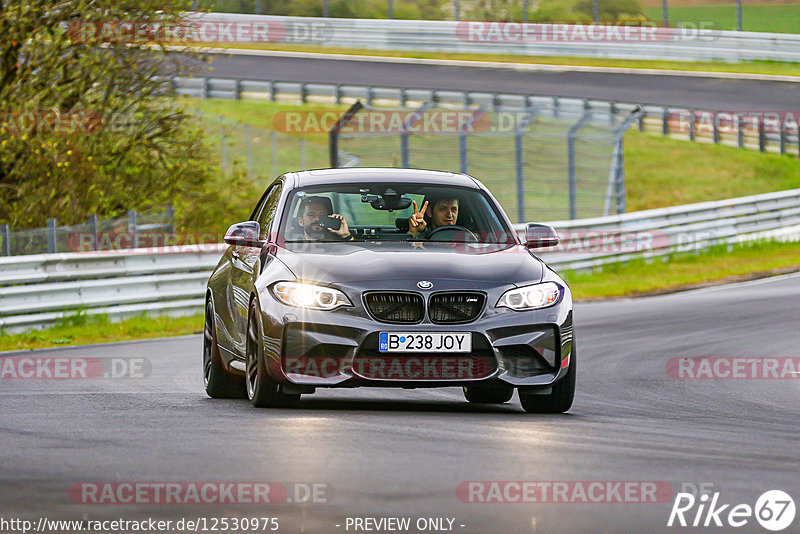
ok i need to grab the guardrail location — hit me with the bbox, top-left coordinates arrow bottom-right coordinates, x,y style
2,189 -> 799,332
190,13 -> 800,63
172,76 -> 800,158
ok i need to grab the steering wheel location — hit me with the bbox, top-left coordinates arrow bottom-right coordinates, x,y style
426,225 -> 479,243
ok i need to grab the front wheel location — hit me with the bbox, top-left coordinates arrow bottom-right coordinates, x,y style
519,346 -> 576,414
246,300 -> 300,408
203,299 -> 246,399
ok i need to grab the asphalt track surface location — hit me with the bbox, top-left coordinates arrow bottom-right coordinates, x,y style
2,273 -> 799,533
199,53 -> 800,110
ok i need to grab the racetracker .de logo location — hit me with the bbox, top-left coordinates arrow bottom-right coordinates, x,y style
273,110 -> 490,134
0,356 -> 150,380
66,19 -> 331,44
455,22 -> 714,43
667,357 -> 800,379
456,481 -> 674,503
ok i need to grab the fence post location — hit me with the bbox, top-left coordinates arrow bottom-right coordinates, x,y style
662,107 -> 669,135
515,132 -> 525,223
638,109 -> 645,132
46,218 -> 57,253
401,132 -> 410,168
758,117 -> 766,152
462,91 -> 470,109
689,110 -> 696,141
300,82 -> 308,103
713,112 -> 720,144
609,102 -> 616,127
553,97 -> 560,119
202,77 -> 210,99
780,119 -> 787,154
165,206 -> 175,236
272,131 -> 278,177
245,123 -> 253,179
566,112 -> 593,220
268,81 -> 276,102
366,86 -> 374,106
234,79 -> 242,100
300,138 -> 306,169
615,136 -> 626,215
492,93 -> 500,112
220,118 -> 227,174
87,213 -> 98,251
459,133 -> 468,173
335,85 -> 342,105
737,115 -> 745,148
127,210 -> 137,249
1,224 -> 9,256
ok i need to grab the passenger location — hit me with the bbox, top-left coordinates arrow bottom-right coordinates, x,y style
296,196 -> 355,241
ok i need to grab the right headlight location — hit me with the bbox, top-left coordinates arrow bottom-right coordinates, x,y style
496,282 -> 560,311
271,281 -> 352,311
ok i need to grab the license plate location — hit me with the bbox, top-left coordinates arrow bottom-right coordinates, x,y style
379,333 -> 471,353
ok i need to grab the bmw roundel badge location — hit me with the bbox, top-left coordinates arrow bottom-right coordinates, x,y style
417,280 -> 433,290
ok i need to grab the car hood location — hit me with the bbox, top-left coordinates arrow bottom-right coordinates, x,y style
275,242 -> 544,286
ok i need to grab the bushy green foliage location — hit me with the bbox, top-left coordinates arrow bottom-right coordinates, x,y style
0,0 -> 242,231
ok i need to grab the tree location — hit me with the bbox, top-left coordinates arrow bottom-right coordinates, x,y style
0,0 -> 219,228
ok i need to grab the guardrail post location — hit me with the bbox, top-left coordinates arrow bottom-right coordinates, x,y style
758,117 -> 766,152
662,107 -> 669,135
127,211 -> 137,249
366,86 -> 374,106
234,79 -> 242,100
638,109 -> 645,132
713,113 -> 720,144
737,115 -> 745,148
334,85 -> 342,105
202,77 -> 209,99
272,131 -> 278,177
492,93 -> 500,112
689,110 -> 695,141
515,131 -> 525,223
46,218 -> 57,253
609,102 -> 616,126
300,82 -> 308,103
268,81 -> 276,102
1,224 -> 10,256
399,88 -> 407,108
87,213 -> 98,251
553,96 -> 560,119
459,133 -> 468,173
462,91 -> 470,109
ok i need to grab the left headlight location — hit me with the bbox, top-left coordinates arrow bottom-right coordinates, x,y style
497,282 -> 560,311
271,281 -> 352,311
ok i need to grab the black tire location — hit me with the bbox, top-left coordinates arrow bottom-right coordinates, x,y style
519,345 -> 576,414
245,300 -> 300,408
204,299 -> 246,399
463,385 -> 514,404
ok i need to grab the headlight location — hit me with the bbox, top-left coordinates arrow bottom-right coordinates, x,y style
271,282 -> 352,311
497,282 -> 560,311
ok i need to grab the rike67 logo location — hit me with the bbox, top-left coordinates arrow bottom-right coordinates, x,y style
668,490 -> 796,531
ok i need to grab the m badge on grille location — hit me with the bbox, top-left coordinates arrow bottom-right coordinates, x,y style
417,280 -> 433,290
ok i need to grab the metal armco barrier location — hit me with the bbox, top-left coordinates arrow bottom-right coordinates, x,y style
189,13 -> 800,63
2,189 -> 799,332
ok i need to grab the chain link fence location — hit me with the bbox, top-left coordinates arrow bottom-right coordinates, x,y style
335,102 -> 640,222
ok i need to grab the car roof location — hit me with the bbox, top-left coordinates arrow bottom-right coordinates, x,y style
289,168 -> 481,189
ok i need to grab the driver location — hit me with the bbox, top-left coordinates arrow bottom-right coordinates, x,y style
297,196 -> 355,241
407,195 -> 459,239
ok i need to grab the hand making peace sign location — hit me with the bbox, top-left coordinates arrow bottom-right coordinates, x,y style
408,200 -> 428,237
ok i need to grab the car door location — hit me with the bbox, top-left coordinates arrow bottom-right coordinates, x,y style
227,181 -> 283,357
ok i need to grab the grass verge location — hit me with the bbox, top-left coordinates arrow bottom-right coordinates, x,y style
564,239 -> 800,299
201,43 -> 800,77
643,4 -> 800,34
0,313 -> 203,352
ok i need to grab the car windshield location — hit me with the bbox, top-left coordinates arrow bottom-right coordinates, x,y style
279,182 -> 515,245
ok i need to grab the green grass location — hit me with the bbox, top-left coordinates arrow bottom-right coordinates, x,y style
200,43 -> 800,77
644,4 -> 800,33
0,313 -> 203,352
564,239 -> 800,299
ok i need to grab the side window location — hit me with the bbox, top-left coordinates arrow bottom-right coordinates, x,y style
256,183 -> 283,240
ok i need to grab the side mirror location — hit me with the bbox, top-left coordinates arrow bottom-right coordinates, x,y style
224,221 -> 264,248
524,223 -> 560,248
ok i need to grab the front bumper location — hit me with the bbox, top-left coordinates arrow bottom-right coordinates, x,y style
258,284 -> 574,389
